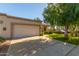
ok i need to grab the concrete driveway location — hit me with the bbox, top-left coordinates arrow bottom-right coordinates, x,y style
6,36 -> 79,56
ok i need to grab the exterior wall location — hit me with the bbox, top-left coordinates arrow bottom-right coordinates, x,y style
0,16 -> 11,38
8,17 -> 41,25
0,15 -> 41,38
0,24 -> 1,37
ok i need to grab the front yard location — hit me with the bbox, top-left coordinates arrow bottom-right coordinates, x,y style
48,33 -> 79,45
0,37 -> 10,56
0,37 -> 6,43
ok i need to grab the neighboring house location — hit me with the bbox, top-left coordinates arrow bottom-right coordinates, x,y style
0,13 -> 42,39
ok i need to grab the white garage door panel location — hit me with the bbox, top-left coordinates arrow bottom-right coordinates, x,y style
13,24 -> 40,38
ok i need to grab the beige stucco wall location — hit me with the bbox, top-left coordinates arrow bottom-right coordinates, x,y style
0,15 -> 41,38
0,16 -> 11,38
13,24 -> 40,38
0,25 -> 1,37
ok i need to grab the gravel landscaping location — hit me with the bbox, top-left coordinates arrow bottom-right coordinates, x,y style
0,40 -> 11,56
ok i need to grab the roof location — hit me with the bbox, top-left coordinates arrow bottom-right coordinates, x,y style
0,13 -> 41,23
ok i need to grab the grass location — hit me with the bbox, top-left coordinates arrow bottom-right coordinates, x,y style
48,33 -> 79,45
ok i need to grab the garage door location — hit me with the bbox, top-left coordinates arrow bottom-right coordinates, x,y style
12,24 -> 40,38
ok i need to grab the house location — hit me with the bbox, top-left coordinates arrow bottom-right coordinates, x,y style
0,13 -> 42,39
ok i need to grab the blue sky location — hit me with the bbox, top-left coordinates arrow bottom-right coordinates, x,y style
0,3 -> 47,20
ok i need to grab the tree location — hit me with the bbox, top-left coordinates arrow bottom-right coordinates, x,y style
58,4 -> 76,38
34,17 -> 42,23
43,3 -> 79,39
43,4 -> 59,27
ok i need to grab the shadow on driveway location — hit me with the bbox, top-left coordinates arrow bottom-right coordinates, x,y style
7,39 -> 58,56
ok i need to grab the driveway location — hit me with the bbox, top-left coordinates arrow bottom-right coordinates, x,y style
6,36 -> 79,56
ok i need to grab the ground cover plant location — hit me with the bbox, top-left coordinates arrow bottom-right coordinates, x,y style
48,33 -> 79,45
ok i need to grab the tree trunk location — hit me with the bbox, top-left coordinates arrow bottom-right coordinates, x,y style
64,26 -> 68,40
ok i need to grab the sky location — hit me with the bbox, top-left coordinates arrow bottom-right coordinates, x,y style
0,3 -> 47,20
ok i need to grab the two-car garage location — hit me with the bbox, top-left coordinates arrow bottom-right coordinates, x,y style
11,24 -> 40,38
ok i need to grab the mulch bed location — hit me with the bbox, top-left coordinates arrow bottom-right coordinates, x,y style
0,40 -> 11,56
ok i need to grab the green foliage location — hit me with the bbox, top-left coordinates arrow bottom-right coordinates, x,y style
40,32 -> 44,36
44,31 -> 52,34
49,33 -> 64,39
68,37 -> 79,45
0,37 -> 6,43
43,4 -> 59,26
43,3 -> 79,26
34,17 -> 42,23
48,33 -> 79,45
40,30 -> 53,36
45,28 -> 53,34
43,3 -> 79,38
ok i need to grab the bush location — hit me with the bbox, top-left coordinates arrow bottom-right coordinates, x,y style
0,37 -> 6,43
44,31 -> 53,34
40,32 -> 44,36
68,37 -> 79,45
44,28 -> 54,34
49,33 -> 64,38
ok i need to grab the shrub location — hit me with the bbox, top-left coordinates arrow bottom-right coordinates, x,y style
0,37 -> 6,43
48,33 -> 79,45
44,31 -> 52,34
49,33 -> 64,38
40,32 -> 44,36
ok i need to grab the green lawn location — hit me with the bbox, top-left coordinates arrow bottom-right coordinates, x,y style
48,33 -> 79,45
